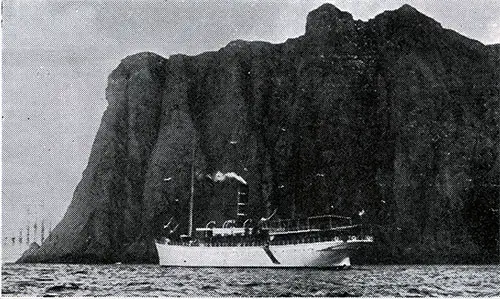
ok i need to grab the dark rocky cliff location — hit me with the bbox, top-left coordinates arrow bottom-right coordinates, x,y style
19,4 -> 499,264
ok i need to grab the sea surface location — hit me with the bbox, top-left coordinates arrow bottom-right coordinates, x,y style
2,264 -> 499,297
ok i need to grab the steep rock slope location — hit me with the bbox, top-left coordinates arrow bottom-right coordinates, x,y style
20,4 -> 499,264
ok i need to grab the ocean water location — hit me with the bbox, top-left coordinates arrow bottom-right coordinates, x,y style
2,264 -> 499,297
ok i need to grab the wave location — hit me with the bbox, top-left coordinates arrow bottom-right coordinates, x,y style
126,281 -> 150,286
3,264 -> 499,296
45,282 -> 80,292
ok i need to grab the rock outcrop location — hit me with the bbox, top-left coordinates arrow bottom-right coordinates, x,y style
19,243 -> 40,261
19,4 -> 499,264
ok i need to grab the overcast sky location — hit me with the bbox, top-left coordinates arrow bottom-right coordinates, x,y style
2,0 -> 499,239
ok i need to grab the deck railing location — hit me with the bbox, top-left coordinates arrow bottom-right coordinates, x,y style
164,234 -> 373,247
262,214 -> 353,232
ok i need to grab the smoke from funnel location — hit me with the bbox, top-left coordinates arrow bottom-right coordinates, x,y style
212,171 -> 247,185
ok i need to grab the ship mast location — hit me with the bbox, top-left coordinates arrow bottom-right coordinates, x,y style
26,206 -> 30,245
41,220 -> 45,243
33,221 -> 38,244
188,137 -> 195,238
48,221 -> 52,241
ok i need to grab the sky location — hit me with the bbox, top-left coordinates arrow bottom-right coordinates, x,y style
2,0 -> 499,240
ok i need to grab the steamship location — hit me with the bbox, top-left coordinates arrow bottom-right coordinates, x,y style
155,172 -> 373,268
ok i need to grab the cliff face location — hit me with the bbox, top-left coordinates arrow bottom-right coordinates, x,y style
20,4 -> 499,264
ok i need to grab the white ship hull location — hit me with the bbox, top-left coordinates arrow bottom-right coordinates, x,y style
155,239 -> 370,268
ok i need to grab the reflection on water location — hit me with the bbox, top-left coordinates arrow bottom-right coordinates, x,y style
2,264 -> 499,297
